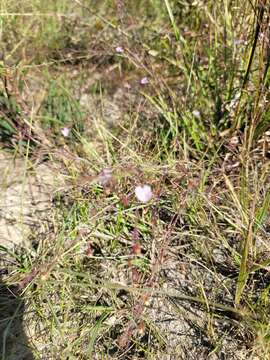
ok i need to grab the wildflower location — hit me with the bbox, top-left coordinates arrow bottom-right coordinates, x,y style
61,127 -> 70,137
140,77 -> 149,85
234,39 -> 244,45
135,185 -> 152,203
192,110 -> 201,118
116,46 -> 124,53
98,168 -> 112,185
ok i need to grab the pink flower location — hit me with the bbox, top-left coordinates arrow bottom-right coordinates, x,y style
140,77 -> 149,85
116,46 -> 124,53
61,127 -> 70,137
135,185 -> 152,203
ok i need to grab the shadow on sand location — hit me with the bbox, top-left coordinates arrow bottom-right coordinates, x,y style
0,278 -> 34,360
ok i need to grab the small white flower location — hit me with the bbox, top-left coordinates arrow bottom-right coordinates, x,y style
61,127 -> 70,137
116,46 -> 124,53
234,39 -> 243,46
140,77 -> 149,85
192,110 -> 201,118
135,185 -> 152,203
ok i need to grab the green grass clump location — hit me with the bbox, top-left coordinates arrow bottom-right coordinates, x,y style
40,77 -> 85,136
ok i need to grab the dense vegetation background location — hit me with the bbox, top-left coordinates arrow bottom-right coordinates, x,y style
0,1 -> 269,359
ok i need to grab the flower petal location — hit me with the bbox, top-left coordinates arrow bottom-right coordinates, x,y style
135,185 -> 152,203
